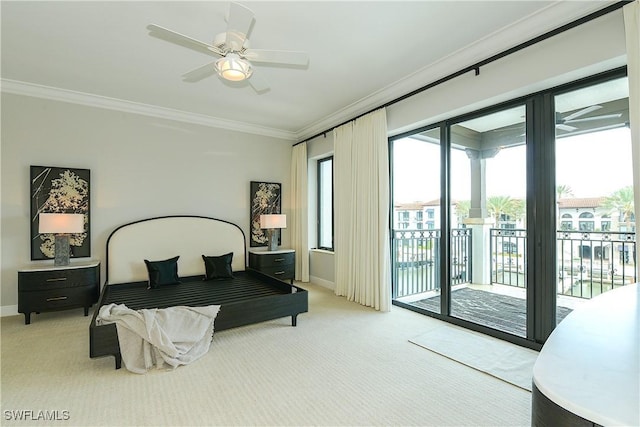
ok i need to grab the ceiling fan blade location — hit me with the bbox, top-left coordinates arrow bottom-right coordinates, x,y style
147,24 -> 223,57
225,2 -> 254,51
248,73 -> 270,93
556,123 -> 578,132
182,61 -> 217,83
562,105 -> 602,122
244,49 -> 309,66
564,113 -> 623,123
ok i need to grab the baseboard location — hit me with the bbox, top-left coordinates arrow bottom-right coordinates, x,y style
1,305 -> 18,317
310,276 -> 335,290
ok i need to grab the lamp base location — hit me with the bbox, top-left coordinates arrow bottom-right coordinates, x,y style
266,229 -> 279,251
53,234 -> 71,266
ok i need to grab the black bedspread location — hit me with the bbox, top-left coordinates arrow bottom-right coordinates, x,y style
90,269 -> 308,369
99,271 -> 293,310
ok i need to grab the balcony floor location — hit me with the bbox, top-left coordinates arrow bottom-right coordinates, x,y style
397,283 -> 584,337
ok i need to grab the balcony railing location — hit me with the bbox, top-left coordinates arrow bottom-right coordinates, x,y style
490,228 -> 636,299
491,228 -> 527,288
392,228 -> 471,298
392,227 -> 636,300
556,229 -> 636,298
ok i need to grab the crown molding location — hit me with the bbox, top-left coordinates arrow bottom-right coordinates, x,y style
0,79 -> 297,141
293,0 -> 614,142
2,1 -> 613,145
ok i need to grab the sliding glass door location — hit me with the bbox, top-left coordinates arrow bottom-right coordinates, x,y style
449,105 -> 528,337
391,68 -> 634,346
554,76 -> 634,322
391,127 -> 442,313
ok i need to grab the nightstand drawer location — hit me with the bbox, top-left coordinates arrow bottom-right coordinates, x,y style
258,265 -> 295,280
249,252 -> 294,268
248,250 -> 295,284
18,286 -> 96,312
18,268 -> 97,291
18,261 -> 100,324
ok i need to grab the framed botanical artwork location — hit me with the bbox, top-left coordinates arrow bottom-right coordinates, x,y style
30,165 -> 91,260
250,181 -> 281,247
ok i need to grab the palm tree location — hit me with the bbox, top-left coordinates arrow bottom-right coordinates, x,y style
509,198 -> 525,223
454,200 -> 470,224
602,186 -> 635,231
556,184 -> 574,200
487,195 -> 515,226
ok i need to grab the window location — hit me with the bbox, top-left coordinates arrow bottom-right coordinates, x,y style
561,221 -> 573,230
317,156 -> 333,250
579,212 -> 594,232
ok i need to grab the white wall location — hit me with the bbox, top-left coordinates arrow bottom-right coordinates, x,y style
1,94 -> 292,313
387,10 -> 626,135
306,9 -> 626,291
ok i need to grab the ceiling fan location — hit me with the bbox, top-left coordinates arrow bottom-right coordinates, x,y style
555,105 -> 622,132
147,2 -> 309,93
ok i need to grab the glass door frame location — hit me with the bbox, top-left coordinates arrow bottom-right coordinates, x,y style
390,66 -> 628,349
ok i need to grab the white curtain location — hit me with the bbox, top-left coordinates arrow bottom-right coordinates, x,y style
290,142 -> 309,282
624,0 -> 639,280
334,108 -> 391,311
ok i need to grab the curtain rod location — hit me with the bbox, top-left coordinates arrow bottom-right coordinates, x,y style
293,0 -> 629,147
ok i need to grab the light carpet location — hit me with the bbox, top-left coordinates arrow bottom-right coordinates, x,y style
1,283 -> 531,426
410,324 -> 539,391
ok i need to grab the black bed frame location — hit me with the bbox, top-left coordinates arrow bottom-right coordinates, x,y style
89,216 -> 308,370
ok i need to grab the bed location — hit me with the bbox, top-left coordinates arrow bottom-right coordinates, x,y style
89,215 -> 308,369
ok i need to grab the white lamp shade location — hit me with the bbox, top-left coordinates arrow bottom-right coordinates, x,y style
260,214 -> 287,229
39,213 -> 84,234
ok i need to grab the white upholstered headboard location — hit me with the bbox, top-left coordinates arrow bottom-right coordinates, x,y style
106,216 -> 246,284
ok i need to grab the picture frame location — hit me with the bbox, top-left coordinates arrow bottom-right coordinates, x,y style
250,181 -> 282,247
30,165 -> 91,260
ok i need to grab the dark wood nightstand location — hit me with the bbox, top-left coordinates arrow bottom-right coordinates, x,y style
248,249 -> 295,284
18,261 -> 100,324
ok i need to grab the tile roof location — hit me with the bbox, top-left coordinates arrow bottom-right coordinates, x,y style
557,197 -> 606,208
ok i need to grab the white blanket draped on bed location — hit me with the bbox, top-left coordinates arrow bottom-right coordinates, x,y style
96,303 -> 221,374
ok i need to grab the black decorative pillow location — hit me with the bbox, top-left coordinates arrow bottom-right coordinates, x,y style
202,253 -> 234,280
144,256 -> 181,288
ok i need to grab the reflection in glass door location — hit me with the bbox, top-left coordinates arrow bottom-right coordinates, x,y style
449,105 -> 528,337
554,76 -> 635,323
391,127 -> 442,313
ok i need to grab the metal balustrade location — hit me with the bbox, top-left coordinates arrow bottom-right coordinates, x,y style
489,228 -> 636,299
392,227 -> 636,300
490,228 -> 527,288
392,228 -> 471,298
556,229 -> 636,298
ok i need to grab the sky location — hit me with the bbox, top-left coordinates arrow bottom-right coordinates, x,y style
393,127 -> 634,203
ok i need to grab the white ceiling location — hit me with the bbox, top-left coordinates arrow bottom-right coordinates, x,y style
0,1 -> 615,141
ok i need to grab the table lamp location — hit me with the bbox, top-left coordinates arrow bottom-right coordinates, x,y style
260,214 -> 286,251
38,213 -> 84,266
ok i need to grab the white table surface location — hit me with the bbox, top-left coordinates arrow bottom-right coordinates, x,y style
248,249 -> 294,255
533,283 -> 639,426
18,260 -> 100,272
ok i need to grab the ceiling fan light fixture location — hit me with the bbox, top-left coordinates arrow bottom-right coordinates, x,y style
215,53 -> 252,82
